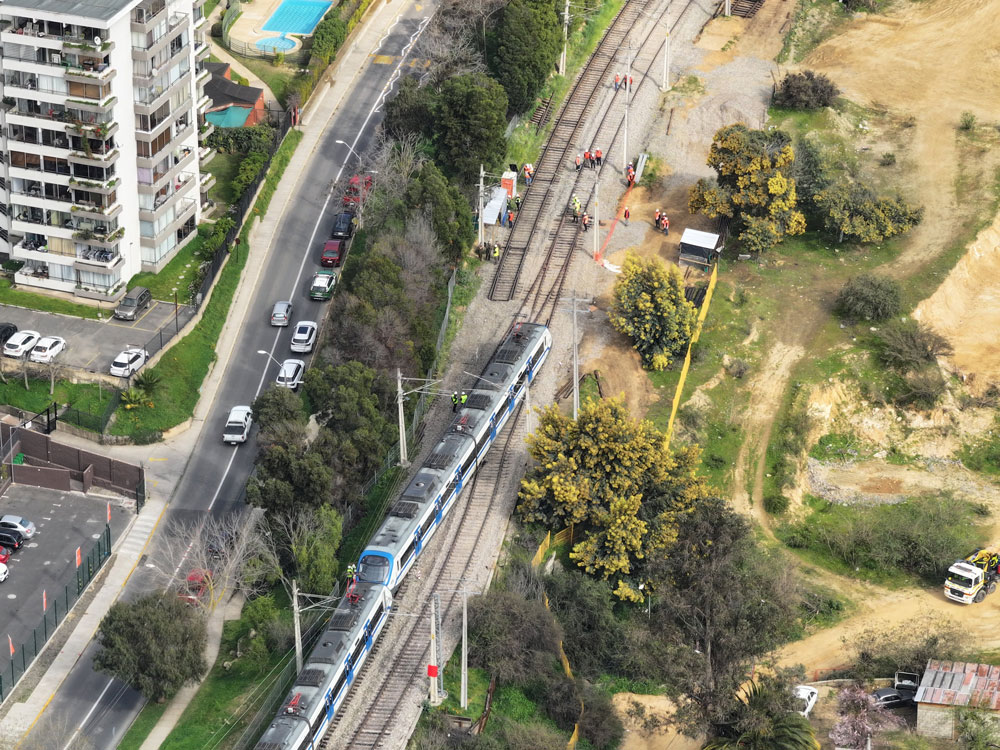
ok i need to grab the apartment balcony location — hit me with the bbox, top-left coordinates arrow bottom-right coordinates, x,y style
199,121 -> 215,142
134,70 -> 193,116
199,172 -> 217,193
68,147 -> 119,170
131,1 -> 167,34
195,40 -> 210,61
139,173 -> 197,222
12,185 -> 73,207
64,62 -> 116,86
68,95 -> 117,115
72,224 -> 123,248
141,197 -> 197,247
74,246 -> 123,272
137,145 -> 195,183
69,176 -> 119,195
71,199 -> 122,222
132,15 -> 187,60
199,145 -> 216,166
14,267 -> 77,294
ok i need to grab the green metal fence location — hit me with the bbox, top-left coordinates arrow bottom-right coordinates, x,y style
0,524 -> 112,701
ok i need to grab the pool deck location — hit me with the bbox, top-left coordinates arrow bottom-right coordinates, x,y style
228,0 -> 309,57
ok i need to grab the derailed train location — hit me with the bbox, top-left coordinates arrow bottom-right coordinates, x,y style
254,322 -> 552,750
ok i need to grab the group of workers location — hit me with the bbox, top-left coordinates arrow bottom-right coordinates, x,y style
574,148 -> 604,171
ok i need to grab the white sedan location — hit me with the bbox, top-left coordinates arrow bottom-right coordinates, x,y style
290,321 -> 317,353
110,348 -> 149,377
0,515 -> 35,539
3,330 -> 39,357
0,563 -> 8,583
276,359 -> 305,390
29,336 -> 66,363
794,685 -> 819,718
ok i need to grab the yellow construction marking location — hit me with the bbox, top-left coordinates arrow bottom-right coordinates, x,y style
149,457 -> 168,462
415,3 -> 423,9
406,58 -> 432,68
372,54 -> 397,64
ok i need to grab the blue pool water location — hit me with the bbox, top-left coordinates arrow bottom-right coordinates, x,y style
262,0 -> 331,35
256,35 -> 297,51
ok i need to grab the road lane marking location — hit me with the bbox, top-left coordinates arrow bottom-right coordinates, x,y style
59,677 -> 115,750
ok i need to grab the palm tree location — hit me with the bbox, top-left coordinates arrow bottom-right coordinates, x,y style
704,682 -> 821,750
133,370 -> 162,399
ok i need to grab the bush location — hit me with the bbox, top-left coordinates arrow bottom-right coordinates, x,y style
879,151 -> 896,166
835,274 -> 902,322
960,111 -> 977,131
780,496 -> 987,582
311,12 -> 347,64
892,367 -> 946,408
206,123 -> 275,154
231,150 -> 269,199
844,614 -> 964,680
211,21 -> 223,37
877,319 -> 952,371
764,493 -> 790,514
774,71 -> 839,109
725,357 -> 749,379
468,590 -> 561,685
579,683 -> 625,750
544,569 -> 625,679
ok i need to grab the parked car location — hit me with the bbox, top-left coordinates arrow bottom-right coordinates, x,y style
223,405 -> 253,445
330,211 -> 355,240
275,359 -> 305,390
29,336 -> 66,363
0,530 -> 24,552
0,563 -> 8,583
179,568 -> 212,606
113,286 -> 152,321
110,347 -> 149,377
0,515 -> 35,539
321,239 -> 345,267
0,324 -> 17,346
342,174 -> 373,207
308,270 -> 337,301
0,547 -> 11,565
270,301 -> 293,326
3,330 -> 39,358
873,671 -> 919,710
290,321 -> 318,353
794,685 -> 818,718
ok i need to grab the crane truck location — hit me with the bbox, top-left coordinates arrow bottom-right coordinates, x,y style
944,549 -> 1000,604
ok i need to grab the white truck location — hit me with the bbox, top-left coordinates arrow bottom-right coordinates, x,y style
944,549 -> 1000,604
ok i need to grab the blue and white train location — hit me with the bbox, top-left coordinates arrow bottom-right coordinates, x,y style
254,322 -> 552,750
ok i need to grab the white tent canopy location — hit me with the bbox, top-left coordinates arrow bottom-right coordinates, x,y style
680,228 -> 720,250
483,187 -> 510,226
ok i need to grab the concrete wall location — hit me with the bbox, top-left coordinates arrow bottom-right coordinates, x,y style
917,704 -> 956,739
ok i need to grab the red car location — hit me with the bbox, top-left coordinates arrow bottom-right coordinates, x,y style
178,568 -> 212,607
342,174 -> 373,206
0,547 -> 11,565
321,239 -> 345,267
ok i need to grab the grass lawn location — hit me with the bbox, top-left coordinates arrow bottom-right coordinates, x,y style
109,129 -> 304,438
228,54 -> 295,107
438,660 -> 490,720
206,152 -> 243,207
126,233 -> 208,304
117,700 -> 169,750
0,378 -> 109,414
0,278 -> 102,319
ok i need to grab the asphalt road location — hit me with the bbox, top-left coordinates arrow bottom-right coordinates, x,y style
26,9 -> 434,749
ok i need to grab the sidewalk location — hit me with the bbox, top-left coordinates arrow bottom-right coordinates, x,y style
0,0 -> 418,744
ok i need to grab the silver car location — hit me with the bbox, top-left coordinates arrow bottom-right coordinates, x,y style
276,359 -> 305,390
290,321 -> 317,353
0,515 -> 35,539
270,301 -> 293,326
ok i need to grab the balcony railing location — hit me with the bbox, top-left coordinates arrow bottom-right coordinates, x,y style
132,1 -> 167,27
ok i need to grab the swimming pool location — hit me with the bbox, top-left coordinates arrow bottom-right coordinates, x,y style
256,35 -> 297,52
262,0 -> 331,35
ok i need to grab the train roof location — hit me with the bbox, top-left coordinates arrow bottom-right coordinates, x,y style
366,324 -> 549,552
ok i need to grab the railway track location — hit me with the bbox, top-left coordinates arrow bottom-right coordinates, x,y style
323,407 -> 526,749
515,0 -> 703,326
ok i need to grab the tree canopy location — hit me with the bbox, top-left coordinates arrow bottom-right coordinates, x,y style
689,124 -> 806,254
488,0 -> 561,114
774,71 -> 839,110
405,161 -> 476,264
94,592 -> 207,702
609,252 -> 697,371
704,676 -> 820,750
518,396 -> 709,600
434,72 -> 509,183
814,179 -> 923,244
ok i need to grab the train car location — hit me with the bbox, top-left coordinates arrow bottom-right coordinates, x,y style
253,582 -> 392,750
356,323 -> 551,591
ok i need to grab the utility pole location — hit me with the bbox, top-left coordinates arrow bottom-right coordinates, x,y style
593,196 -> 599,261
292,579 -> 303,672
663,31 -> 671,91
624,40 -> 632,171
572,290 -> 580,419
725,0 -> 731,15
559,0 -> 570,75
429,595 -> 441,705
397,368 -> 409,467
461,589 -> 469,709
477,164 -> 485,248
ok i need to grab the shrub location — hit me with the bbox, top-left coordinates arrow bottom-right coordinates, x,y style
725,357 -> 749,379
206,123 -> 275,154
231,150 -> 269,199
879,151 -> 896,166
210,21 -> 223,37
579,683 -> 625,750
311,13 -> 347,64
467,590 -> 561,685
774,70 -> 839,109
544,569 -> 625,679
541,676 -> 580,731
835,274 -> 901,322
892,367 -> 946,408
844,614 -> 964,680
960,111 -> 977,131
780,496 -> 986,582
764,493 -> 790,515
877,319 -> 952,371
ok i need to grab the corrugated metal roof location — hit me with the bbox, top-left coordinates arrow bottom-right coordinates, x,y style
917,660 -> 1000,708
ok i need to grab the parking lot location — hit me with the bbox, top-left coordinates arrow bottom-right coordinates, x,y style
0,485 -> 132,662
0,301 -> 196,376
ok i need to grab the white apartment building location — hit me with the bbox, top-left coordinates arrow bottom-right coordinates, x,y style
0,0 -> 212,301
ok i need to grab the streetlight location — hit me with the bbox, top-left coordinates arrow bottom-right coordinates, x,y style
334,139 -> 361,162
256,349 -> 280,368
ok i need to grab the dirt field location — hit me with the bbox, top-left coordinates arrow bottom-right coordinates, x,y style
611,694 -> 703,750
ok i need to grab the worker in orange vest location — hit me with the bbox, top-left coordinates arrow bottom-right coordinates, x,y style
575,154 -> 582,171
583,149 -> 591,169
595,148 -> 603,166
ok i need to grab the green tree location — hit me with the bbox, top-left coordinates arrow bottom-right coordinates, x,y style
518,396 -> 708,600
311,12 -> 347,64
773,70 -> 839,109
834,274 -> 901,322
488,0 -> 561,114
648,497 -> 800,731
814,179 -> 922,243
434,72 -> 508,183
705,677 -> 820,750
468,589 -> 561,684
609,252 -> 697,371
957,707 -> 1000,750
383,76 -> 436,141
689,124 -> 806,253
94,592 -> 207,702
247,430 -> 334,513
405,161 -> 476,264
252,387 -> 305,429
290,505 -> 343,595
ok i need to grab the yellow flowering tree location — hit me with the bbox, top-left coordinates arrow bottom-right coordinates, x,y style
609,252 -> 696,371
518,396 -> 709,600
689,124 -> 806,254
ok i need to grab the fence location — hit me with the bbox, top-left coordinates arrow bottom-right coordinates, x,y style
665,262 -> 720,445
222,0 -> 311,65
62,388 -> 121,433
0,523 -> 112,701
530,528 -> 584,749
